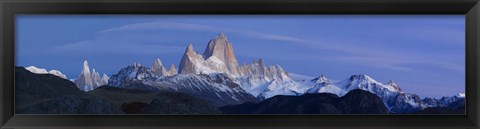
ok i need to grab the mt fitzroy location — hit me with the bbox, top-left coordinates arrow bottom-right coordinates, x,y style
108,33 -> 301,107
179,33 -> 240,75
178,33 -> 308,99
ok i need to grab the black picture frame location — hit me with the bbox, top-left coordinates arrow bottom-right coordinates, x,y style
1,0 -> 479,128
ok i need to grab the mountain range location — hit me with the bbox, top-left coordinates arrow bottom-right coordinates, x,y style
26,33 -> 465,114
16,66 -> 393,114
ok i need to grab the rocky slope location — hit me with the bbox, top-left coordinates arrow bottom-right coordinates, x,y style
108,64 -> 259,107
15,66 -> 121,114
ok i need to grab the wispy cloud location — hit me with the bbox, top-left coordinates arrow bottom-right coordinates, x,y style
335,56 -> 415,72
100,22 -> 222,33
55,39 -> 184,55
251,34 -> 308,43
100,21 -> 311,43
332,56 -> 464,73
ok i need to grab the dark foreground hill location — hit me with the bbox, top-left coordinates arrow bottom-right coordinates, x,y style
15,66 -> 219,114
220,89 -> 389,114
15,66 -> 121,114
88,86 -> 221,114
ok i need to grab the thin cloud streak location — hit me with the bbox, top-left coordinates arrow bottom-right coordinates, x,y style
55,40 -> 185,55
100,21 -> 310,43
332,56 -> 464,73
100,22 -> 220,33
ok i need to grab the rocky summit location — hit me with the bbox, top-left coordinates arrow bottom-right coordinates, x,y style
203,33 -> 240,75
152,58 -> 177,76
73,60 -> 109,91
178,33 -> 241,75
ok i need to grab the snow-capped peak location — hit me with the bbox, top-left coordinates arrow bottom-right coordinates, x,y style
134,62 -> 142,67
387,80 -> 397,86
456,93 -> 465,98
387,80 -> 402,91
48,70 -> 67,79
348,74 -> 375,82
25,66 -> 68,79
312,74 -> 330,84
343,74 -> 398,90
26,66 -> 48,73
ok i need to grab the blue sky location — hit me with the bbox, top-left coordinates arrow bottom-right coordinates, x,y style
16,15 -> 465,98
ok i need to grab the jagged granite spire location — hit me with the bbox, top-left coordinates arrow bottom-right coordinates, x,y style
73,60 -> 109,91
179,43 -> 204,74
152,58 -> 168,76
178,33 -> 292,82
92,68 -> 104,88
74,60 -> 93,91
168,64 -> 178,76
203,33 -> 240,75
102,73 -> 110,84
